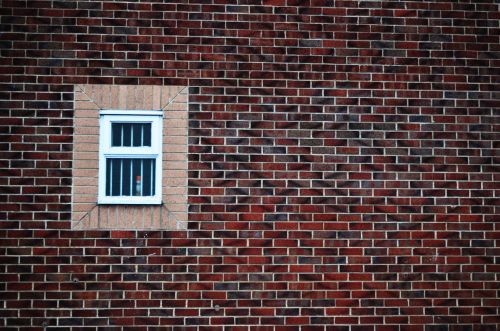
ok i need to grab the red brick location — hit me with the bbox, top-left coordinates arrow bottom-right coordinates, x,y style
0,1 -> 498,329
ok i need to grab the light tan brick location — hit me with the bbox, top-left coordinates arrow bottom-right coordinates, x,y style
171,92 -> 188,104
73,152 -> 99,160
73,175 -> 98,186
160,87 -> 170,107
164,135 -> 186,145
151,86 -> 160,110
72,203 -> 96,213
96,86 -> 105,108
117,85 -> 127,109
166,103 -> 188,111
74,136 -> 98,144
74,126 -> 99,136
163,145 -> 185,153
164,111 -> 188,120
164,153 -> 187,162
73,84 -> 188,229
73,168 -> 98,178
76,100 -> 100,110
88,207 -> 99,228
74,91 -> 90,102
165,119 -> 186,129
73,186 -> 98,195
74,117 -> 98,127
74,143 -> 98,153
164,128 -> 187,137
73,159 -> 98,169
164,161 -> 187,171
164,177 -> 186,187
142,86 -> 151,110
73,195 -> 97,203
110,86 -> 119,109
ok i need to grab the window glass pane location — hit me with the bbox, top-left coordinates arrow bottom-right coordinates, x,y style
143,124 -> 152,146
133,124 -> 140,147
105,158 -> 111,196
111,159 -> 121,196
112,123 -> 151,147
123,123 -> 132,146
106,158 -> 156,197
122,159 -> 131,196
142,158 -> 154,196
111,124 -> 121,147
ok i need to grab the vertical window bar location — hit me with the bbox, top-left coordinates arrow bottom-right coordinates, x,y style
141,124 -> 144,146
131,124 -> 134,146
130,159 -> 134,196
126,159 -> 131,196
121,124 -> 124,146
150,160 -> 154,196
120,159 -> 123,196
109,159 -> 113,196
140,159 -> 144,196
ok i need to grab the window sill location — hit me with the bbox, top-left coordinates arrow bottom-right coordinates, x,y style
97,198 -> 162,205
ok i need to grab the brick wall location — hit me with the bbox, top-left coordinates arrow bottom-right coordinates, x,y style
0,1 -> 499,329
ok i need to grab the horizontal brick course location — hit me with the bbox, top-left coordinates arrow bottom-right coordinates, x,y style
0,0 -> 499,329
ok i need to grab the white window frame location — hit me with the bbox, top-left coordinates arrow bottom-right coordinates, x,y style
98,110 -> 163,205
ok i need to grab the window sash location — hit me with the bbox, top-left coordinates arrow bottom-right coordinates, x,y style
98,111 -> 162,205
100,114 -> 161,155
106,158 -> 156,197
112,122 -> 152,147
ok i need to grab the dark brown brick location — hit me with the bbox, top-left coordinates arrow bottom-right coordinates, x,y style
0,0 -> 498,329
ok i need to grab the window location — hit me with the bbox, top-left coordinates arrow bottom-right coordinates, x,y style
98,110 -> 163,205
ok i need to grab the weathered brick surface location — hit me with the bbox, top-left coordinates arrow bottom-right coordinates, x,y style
0,1 -> 499,329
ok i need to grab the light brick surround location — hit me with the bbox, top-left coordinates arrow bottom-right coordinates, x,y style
72,85 -> 188,229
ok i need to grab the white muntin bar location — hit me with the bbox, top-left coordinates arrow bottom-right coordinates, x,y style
120,159 -> 123,196
150,160 -> 154,195
131,160 -> 134,196
109,159 -> 113,196
140,160 -> 144,196
141,124 -> 144,146
121,124 -> 124,146
131,124 -> 134,146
